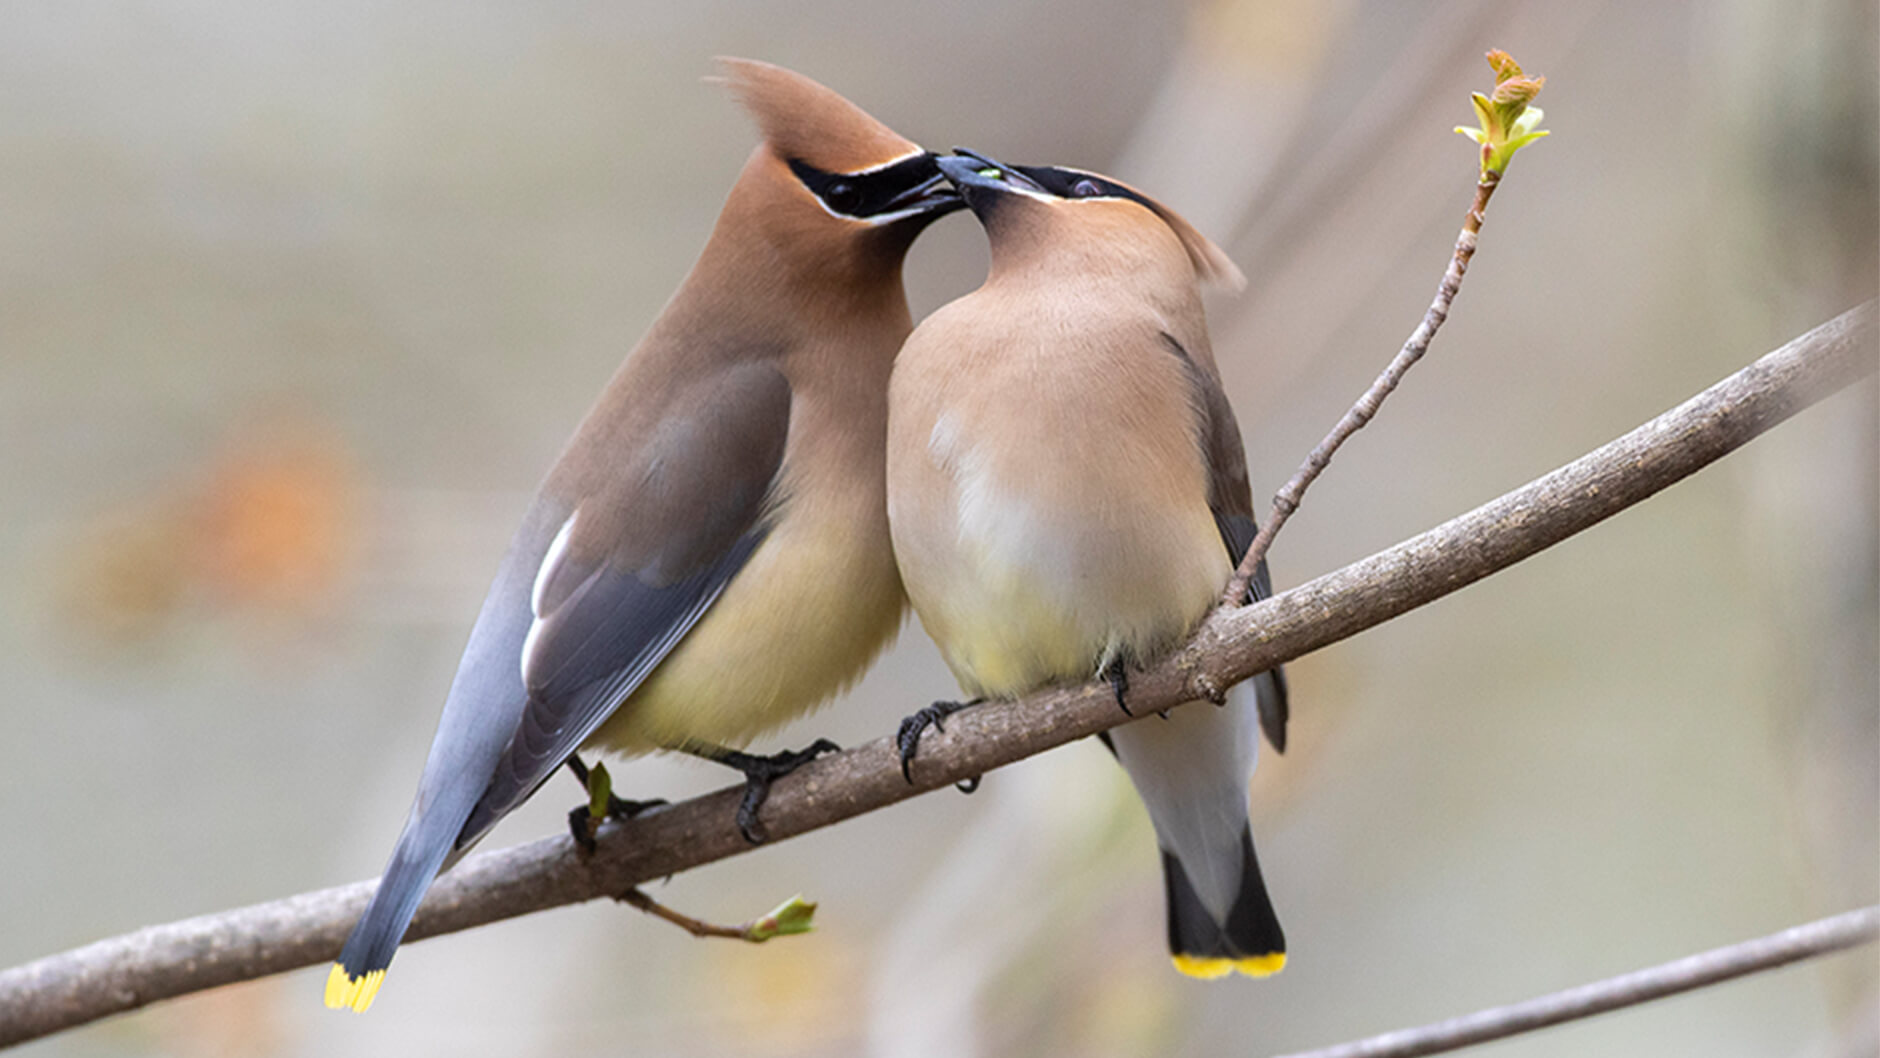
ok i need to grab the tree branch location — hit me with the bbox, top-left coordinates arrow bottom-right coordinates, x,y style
1271,905 -> 1880,1058
0,302 -> 1870,1049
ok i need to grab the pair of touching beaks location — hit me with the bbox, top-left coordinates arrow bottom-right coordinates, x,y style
899,147 -> 1164,221
900,147 -> 1248,292
932,147 -> 1125,204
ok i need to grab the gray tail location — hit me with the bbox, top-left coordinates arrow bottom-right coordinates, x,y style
324,501 -> 555,1012
1163,825 -> 1286,978
1104,676 -> 1287,981
324,806 -> 468,1012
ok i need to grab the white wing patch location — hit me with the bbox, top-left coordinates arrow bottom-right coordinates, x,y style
521,508 -> 580,685
531,509 -> 580,618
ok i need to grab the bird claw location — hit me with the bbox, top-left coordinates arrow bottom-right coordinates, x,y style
563,756 -> 667,854
567,805 -> 601,854
896,699 -> 978,785
1104,659 -> 1133,716
611,795 -> 669,819
720,740 -> 841,845
566,794 -> 667,854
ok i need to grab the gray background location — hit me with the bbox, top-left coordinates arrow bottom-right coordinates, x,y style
2,1 -> 1874,1055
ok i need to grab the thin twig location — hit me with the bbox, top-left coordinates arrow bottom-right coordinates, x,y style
1224,170 -> 1501,606
615,889 -> 757,941
1272,905 -> 1880,1058
0,303 -> 1870,1049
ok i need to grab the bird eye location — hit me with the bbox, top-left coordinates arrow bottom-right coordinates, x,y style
1070,179 -> 1103,199
824,180 -> 860,213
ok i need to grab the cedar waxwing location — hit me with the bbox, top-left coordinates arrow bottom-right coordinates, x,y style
325,59 -> 962,1012
887,150 -> 1290,980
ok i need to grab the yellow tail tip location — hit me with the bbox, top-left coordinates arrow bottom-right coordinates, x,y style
324,964 -> 386,1012
1171,952 -> 1287,979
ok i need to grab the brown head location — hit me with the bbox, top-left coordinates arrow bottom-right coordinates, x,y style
935,149 -> 1245,299
705,59 -> 962,292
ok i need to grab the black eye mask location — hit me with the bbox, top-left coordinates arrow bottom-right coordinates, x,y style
1007,163 -> 1158,210
788,153 -> 952,220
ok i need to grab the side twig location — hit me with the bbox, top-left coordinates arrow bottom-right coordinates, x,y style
617,889 -> 750,939
0,302 -> 1869,1049
1272,905 -> 1880,1058
1223,169 -> 1498,605
613,889 -> 815,943
1225,47 -> 1548,606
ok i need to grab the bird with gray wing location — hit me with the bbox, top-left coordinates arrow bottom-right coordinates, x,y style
326,59 -> 962,1012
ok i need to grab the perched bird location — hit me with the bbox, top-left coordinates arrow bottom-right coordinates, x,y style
325,59 -> 961,1012
887,150 -> 1290,979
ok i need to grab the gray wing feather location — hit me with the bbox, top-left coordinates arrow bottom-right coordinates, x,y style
335,500 -> 557,978
338,338 -> 793,989
1163,331 -> 1288,754
457,362 -> 792,845
457,530 -> 765,844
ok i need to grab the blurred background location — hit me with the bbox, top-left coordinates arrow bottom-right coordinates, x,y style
2,1 -> 1874,1055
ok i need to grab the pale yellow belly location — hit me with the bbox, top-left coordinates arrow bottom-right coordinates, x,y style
906,497 -> 1229,702
586,508 -> 905,754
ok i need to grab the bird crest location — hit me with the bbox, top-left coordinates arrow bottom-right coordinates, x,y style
715,57 -> 923,175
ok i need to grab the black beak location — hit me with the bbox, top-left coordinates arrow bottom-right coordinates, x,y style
881,154 -> 966,215
937,147 -> 1047,201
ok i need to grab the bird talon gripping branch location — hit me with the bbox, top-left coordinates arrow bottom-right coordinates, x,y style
700,739 -> 842,845
1103,658 -> 1134,716
896,698 -> 980,784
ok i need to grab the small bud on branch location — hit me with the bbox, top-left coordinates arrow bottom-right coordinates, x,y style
1456,49 -> 1550,177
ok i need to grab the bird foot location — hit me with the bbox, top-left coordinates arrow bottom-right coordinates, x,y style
896,698 -> 983,792
710,739 -> 842,845
564,757 -> 667,854
1103,659 -> 1134,716
567,796 -> 668,854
